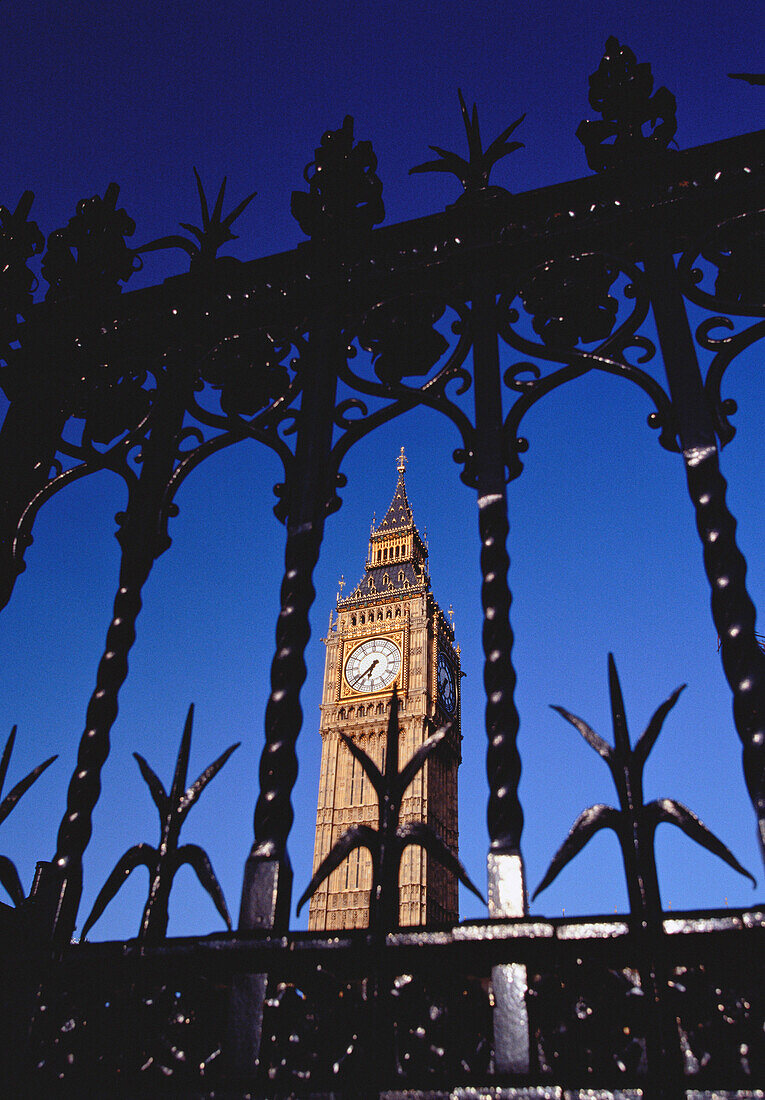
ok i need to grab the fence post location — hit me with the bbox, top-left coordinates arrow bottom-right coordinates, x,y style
644,247 -> 765,867
471,270 -> 530,1074
36,357 -> 194,944
232,322 -> 340,1076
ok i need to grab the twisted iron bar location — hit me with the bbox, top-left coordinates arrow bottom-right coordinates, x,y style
480,493 -> 522,852
49,361 -> 193,941
644,247 -> 765,863
241,323 -> 341,934
685,448 -> 765,850
251,519 -> 321,863
470,280 -> 523,856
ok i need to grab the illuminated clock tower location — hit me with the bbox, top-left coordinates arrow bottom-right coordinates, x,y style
308,448 -> 462,930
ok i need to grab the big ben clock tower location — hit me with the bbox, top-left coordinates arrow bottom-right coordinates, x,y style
308,449 -> 462,931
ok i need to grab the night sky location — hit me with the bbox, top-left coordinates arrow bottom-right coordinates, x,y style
1,2 -> 763,939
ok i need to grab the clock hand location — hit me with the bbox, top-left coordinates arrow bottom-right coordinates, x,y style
351,658 -> 379,688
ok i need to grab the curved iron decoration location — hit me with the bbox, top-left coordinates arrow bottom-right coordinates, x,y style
81,704 -> 238,943
291,115 -> 384,246
296,688 -> 484,934
0,184 -> 141,611
676,210 -> 765,445
498,254 -> 679,479
0,191 -> 44,343
678,210 -> 765,319
330,298 -> 477,492
533,654 -> 755,920
577,37 -> 677,173
697,315 -> 765,446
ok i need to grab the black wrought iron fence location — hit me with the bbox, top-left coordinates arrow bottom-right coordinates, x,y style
0,38 -> 763,1097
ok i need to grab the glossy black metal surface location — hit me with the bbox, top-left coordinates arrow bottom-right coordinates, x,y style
0,37 -> 763,1096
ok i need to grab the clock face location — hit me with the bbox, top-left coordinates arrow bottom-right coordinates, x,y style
437,652 -> 456,714
345,637 -> 401,694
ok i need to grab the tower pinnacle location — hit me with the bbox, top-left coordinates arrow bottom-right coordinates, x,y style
397,445 -> 407,474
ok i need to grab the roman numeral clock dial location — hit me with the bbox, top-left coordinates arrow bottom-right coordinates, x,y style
345,637 -> 401,694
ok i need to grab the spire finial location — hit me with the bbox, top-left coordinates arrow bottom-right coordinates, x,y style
397,446 -> 407,474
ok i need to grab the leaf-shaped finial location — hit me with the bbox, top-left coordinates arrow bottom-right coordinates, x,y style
138,170 -> 256,271
410,90 -> 525,197
535,656 -> 754,919
0,726 -> 57,906
81,706 -> 238,941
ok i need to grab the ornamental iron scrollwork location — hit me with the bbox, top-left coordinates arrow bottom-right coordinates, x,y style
27,976 -> 226,1092
677,211 -> 765,320
0,191 -> 44,348
331,297 -> 476,489
529,961 -> 647,1078
696,314 -> 765,447
671,959 -> 764,1079
700,210 -> 765,312
41,183 -> 139,304
202,329 -> 292,418
183,330 -> 302,522
517,252 -> 620,347
530,951 -> 763,1083
358,294 -> 449,384
256,968 -> 491,1090
499,255 -> 678,479
577,37 -> 677,173
676,211 -> 765,445
291,115 -> 384,246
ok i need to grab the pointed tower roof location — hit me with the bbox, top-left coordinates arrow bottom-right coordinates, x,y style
339,448 -> 430,607
375,447 -> 415,534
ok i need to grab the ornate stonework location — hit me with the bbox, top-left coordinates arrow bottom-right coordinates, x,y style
309,449 -> 462,930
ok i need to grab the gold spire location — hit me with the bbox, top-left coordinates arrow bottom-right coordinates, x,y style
397,445 -> 407,474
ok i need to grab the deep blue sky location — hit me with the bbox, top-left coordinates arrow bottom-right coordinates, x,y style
1,2 -> 762,939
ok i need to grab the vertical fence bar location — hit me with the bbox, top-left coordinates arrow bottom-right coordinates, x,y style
34,359 -> 193,944
470,272 -> 529,1075
232,324 -> 340,1077
644,247 -> 765,866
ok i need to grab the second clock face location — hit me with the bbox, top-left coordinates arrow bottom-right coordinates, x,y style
345,637 -> 401,694
437,652 -> 456,713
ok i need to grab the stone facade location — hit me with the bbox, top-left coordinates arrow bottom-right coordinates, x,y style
308,450 -> 462,930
